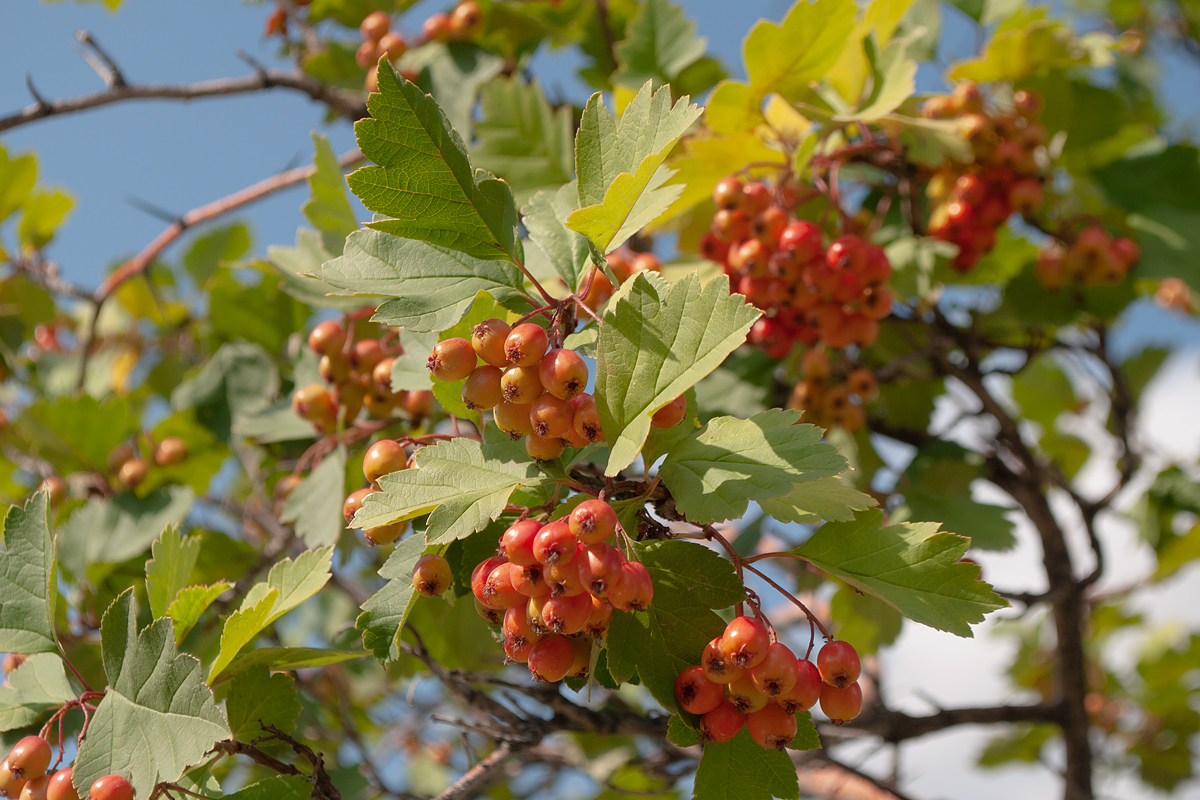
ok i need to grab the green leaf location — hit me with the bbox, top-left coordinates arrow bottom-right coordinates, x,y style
263,230 -> 363,311
693,728 -> 800,800
208,547 -> 334,682
1093,144 -> 1200,214
902,487 -> 1017,552
167,583 -> 232,646
223,776 -> 313,800
400,42 -> 505,142
1154,522 -> 1200,580
471,77 -> 574,206
19,188 -> 73,250
569,81 -> 701,252
19,395 -> 142,474
605,540 -> 744,709
303,133 -> 359,254
225,664 -> 301,740
353,438 -> 545,545
658,409 -> 846,524
612,0 -> 708,88
0,492 -> 57,654
838,34 -> 917,121
171,342 -> 279,443
1013,354 -> 1076,429
595,272 -> 761,475
389,329 -> 438,392
348,61 -> 521,262
0,146 -> 37,224
760,476 -> 878,525
280,447 -> 347,547
218,647 -> 364,680
183,222 -> 251,286
145,526 -> 200,619
356,535 -> 428,662
979,723 -> 1058,767
949,20 -> 1113,82
793,510 -> 1007,636
0,653 -> 75,732
57,487 -> 195,579
830,584 -> 903,655
522,182 -> 593,291
74,592 -> 228,800
1128,208 -> 1200,291
319,228 -> 526,333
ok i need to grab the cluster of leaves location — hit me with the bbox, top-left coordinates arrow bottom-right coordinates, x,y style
1,0 -> 1199,797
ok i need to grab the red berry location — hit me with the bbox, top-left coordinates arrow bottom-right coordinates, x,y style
701,636 -> 744,684
778,221 -> 823,263
471,319 -> 512,367
568,499 -> 618,545
576,543 -> 624,600
363,439 -> 407,485
117,458 -> 148,490
351,340 -> 384,374
711,209 -> 750,243
308,320 -> 346,356
528,634 -> 575,681
87,777 -> 133,800
719,616 -> 771,670
540,592 -> 593,634
749,642 -> 800,697
567,635 -> 592,678
428,338 -> 477,382
503,606 -> 542,652
728,674 -> 771,713
651,395 -> 687,429
699,232 -> 731,263
46,770 -> 78,800
740,181 -> 772,215
746,703 -> 798,750
585,594 -> 613,635
471,556 -> 508,607
730,239 -> 770,278
501,519 -> 542,566
748,317 -> 793,359
571,394 -> 604,443
632,253 -> 661,274
500,365 -> 544,404
360,10 -> 390,40
22,778 -> 51,800
412,554 -> 452,596
1008,178 -> 1044,215
525,432 -> 565,461
777,659 -> 823,714
7,739 -> 50,781
607,561 -> 653,612
826,236 -> 869,272
529,393 -> 574,438
422,11 -> 452,42
1110,237 -> 1140,267
544,553 -> 587,597
364,521 -> 407,546
504,323 -> 549,367
462,365 -> 504,411
483,562 -> 528,608
538,349 -> 589,400
675,665 -> 726,715
1013,88 -> 1043,117
512,564 -> 551,598
700,700 -> 746,743
819,681 -> 863,724
751,206 -> 788,246
343,488 -> 374,524
475,598 -> 504,625
860,245 -> 892,285
493,401 -> 535,437
817,640 -> 861,688
0,763 -> 25,800
712,176 -> 744,210
153,436 -> 188,467
533,521 -> 577,566
377,31 -> 407,59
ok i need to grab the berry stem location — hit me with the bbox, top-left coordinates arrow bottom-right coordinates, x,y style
512,255 -> 557,306
741,561 -> 832,643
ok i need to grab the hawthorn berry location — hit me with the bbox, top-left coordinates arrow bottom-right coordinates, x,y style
819,681 -> 863,724
529,393 -> 574,438
544,555 -> 587,597
504,323 -> 549,367
719,616 -> 771,670
675,665 -> 726,716
699,700 -> 746,743
428,338 -> 477,382
503,606 -> 541,651
0,760 -> 26,800
540,592 -> 592,634
412,554 -> 452,596
499,365 -> 544,404
712,176 -> 744,210
501,519 -> 542,566
584,594 -> 613,635
308,320 -> 346,356
343,487 -> 374,524
577,543 -> 624,600
293,384 -> 336,426
372,358 -> 396,394
512,564 -> 551,598
846,369 -> 878,401
87,776 -> 133,800
363,440 -> 406,485
482,562 -> 528,609
571,394 -> 604,443
776,659 -> 823,714
153,436 -> 188,467
817,640 -> 862,688
538,349 -> 588,400
38,476 -> 66,506
45,770 -> 78,800
448,0 -> 483,38
701,637 -> 744,685
494,401 -> 535,437
377,31 -> 407,60
532,521 -> 577,566
567,635 -> 592,678
471,556 -> 508,606
475,598 -> 504,626
778,220 -> 823,263
318,352 -> 351,384
525,432 -> 565,461
461,365 -> 504,411
528,634 -> 575,681
651,395 -> 687,429
117,458 -> 148,491
20,776 -> 50,800
747,703 -> 798,750
749,642 -> 800,697
365,521 -> 407,546
728,674 -> 771,713
422,12 -> 452,42
5,740 -> 49,782
568,499 -> 617,544
607,561 -> 653,612
359,10 -> 390,40
471,319 -> 512,367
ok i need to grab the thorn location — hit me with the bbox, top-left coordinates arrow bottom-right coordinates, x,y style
125,196 -> 181,224
25,75 -> 50,111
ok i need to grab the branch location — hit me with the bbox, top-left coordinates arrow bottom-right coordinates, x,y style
0,68 -> 365,134
845,702 -> 1061,742
430,743 -> 519,800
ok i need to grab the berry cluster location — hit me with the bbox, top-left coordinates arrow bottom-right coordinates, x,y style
341,439 -> 412,546
1034,226 -> 1141,289
470,500 -> 653,682
698,177 -> 893,356
923,85 -> 1048,272
578,249 -> 662,311
357,3 -> 482,92
786,350 -> 877,433
0,736 -> 131,800
293,319 -> 433,435
675,618 -> 863,748
427,318 -> 687,460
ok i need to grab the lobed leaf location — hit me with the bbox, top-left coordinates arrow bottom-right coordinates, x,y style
0,491 -> 57,654
280,446 -> 347,548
